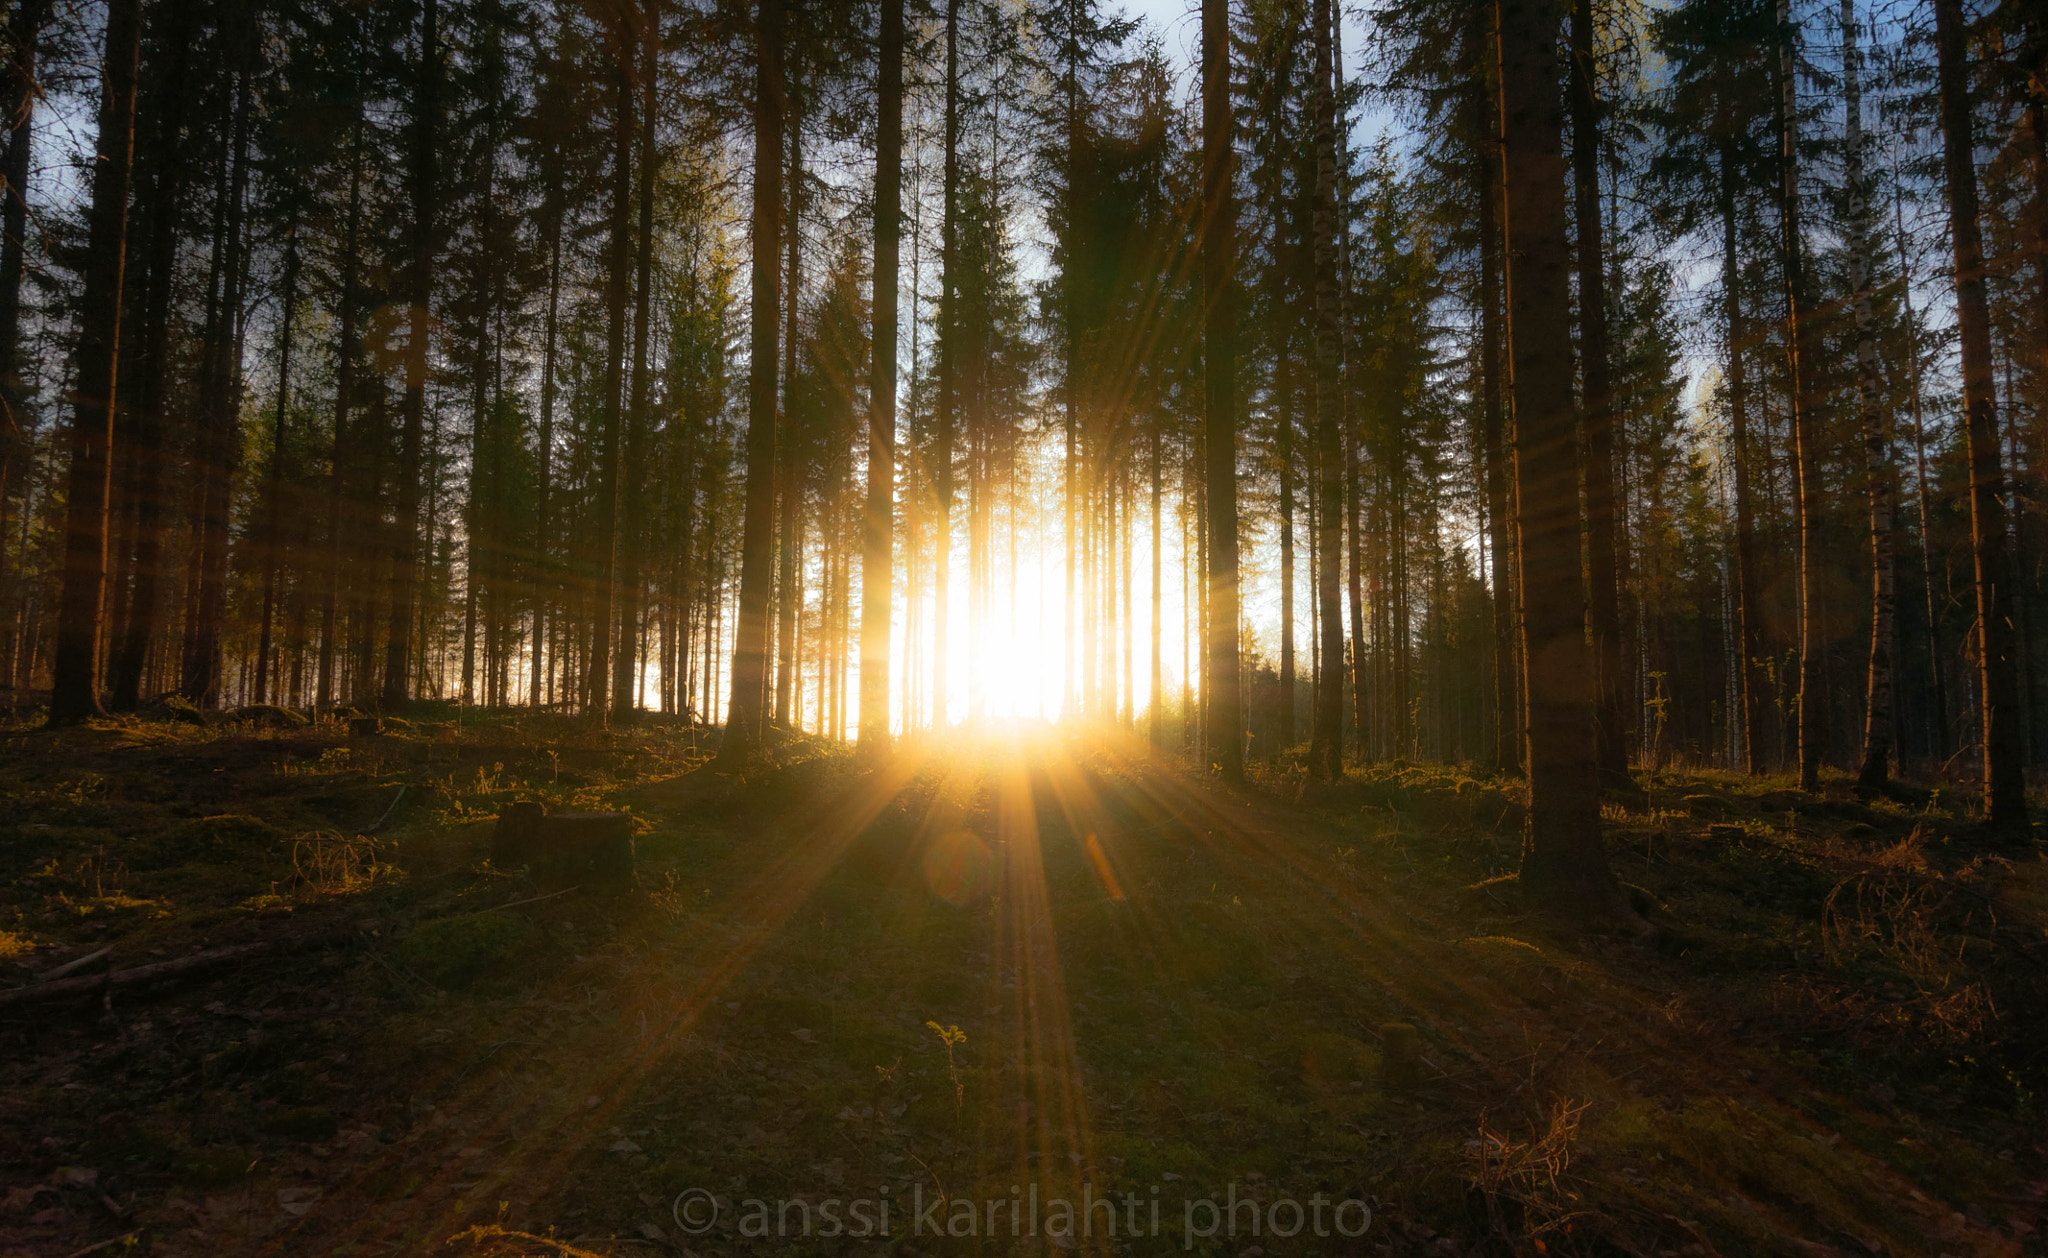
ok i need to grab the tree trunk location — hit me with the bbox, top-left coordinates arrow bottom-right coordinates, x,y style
1310,0 -> 1344,778
530,173 -> 565,708
775,100 -> 804,730
1495,0 -> 1633,926
2033,95 -> 2048,450
0,0 -> 42,522
1278,351 -> 1295,748
1061,0 -> 1080,721
1776,0 -> 1824,793
1934,0 -> 2025,825
1719,144 -> 1765,775
384,0 -> 439,709
860,0 -> 903,749
106,0 -> 194,712
465,253 -> 493,708
1348,426 -> 1367,757
349,395 -> 384,704
182,57 -> 255,708
614,1 -> 658,721
0,0 -> 42,713
720,0 -> 783,760
254,222 -> 300,705
48,0 -> 142,724
1335,16 -> 1366,765
1477,20 -> 1518,775
1892,169 -> 1946,762
1841,0 -> 1896,791
775,468 -> 801,726
1150,408 -> 1164,745
1569,0 -> 1626,785
933,0 -> 960,731
318,102 -> 366,713
1202,0 -> 1241,780
589,37 -> 634,718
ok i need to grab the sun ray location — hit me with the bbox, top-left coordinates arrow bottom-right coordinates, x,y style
296,741 -> 939,1252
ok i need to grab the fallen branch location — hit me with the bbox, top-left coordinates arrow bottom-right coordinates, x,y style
0,943 -> 272,1009
37,945 -> 116,983
369,784 -> 408,833
494,886 -> 579,912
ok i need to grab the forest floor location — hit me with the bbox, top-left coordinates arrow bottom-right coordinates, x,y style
0,710 -> 2045,1258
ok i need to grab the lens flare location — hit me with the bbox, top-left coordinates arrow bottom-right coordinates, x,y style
922,829 -> 994,906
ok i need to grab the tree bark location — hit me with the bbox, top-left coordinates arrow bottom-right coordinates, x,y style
1842,0 -> 1896,791
1495,0 -> 1633,926
1891,163 -> 1946,762
1347,426 -> 1366,757
933,0 -> 960,731
384,0 -> 439,709
774,100 -> 803,730
317,100 -> 366,713
614,0 -> 658,721
254,221 -> 300,705
861,0 -> 902,749
530,170 -> 565,709
182,56 -> 255,708
0,0 -> 41,713
0,0 -> 43,550
1933,0 -> 2025,825
1061,0 -> 1081,721
589,34 -> 634,718
1477,12 -> 1518,775
1151,407 -> 1164,745
48,0 -> 142,724
1719,144 -> 1765,774
106,0 -> 194,712
1202,0 -> 1241,780
720,0 -> 784,760
1335,14 -> 1366,764
1776,0 -> 1824,793
1569,0 -> 1626,785
2033,95 -> 2048,448
1310,0 -> 1344,778
1278,351 -> 1295,748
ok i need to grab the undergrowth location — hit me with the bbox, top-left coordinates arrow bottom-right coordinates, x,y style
0,715 -> 2041,1256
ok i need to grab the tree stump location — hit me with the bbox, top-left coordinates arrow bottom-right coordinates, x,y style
1681,794 -> 1725,820
492,801 -> 546,868
349,716 -> 383,739
491,802 -> 635,892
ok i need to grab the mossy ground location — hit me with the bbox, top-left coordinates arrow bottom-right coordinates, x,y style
0,710 -> 2041,1256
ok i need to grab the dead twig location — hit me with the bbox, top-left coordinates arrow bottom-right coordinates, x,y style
495,886 -> 580,912
369,784 -> 408,833
37,945 -> 115,983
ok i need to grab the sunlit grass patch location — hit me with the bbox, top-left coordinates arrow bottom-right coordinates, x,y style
60,892 -> 170,921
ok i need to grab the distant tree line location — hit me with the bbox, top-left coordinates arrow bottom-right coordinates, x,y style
0,0 -> 2043,912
